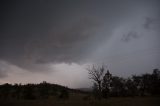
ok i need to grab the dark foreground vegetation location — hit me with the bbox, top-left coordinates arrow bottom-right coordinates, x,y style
88,66 -> 160,99
0,67 -> 160,106
0,97 -> 160,106
0,81 -> 87,100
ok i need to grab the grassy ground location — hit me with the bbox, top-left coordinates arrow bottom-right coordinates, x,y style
0,96 -> 160,106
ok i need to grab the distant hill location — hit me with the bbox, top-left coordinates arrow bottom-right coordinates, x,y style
0,81 -> 89,100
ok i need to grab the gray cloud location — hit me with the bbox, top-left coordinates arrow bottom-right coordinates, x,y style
0,68 -> 7,78
121,31 -> 139,42
0,60 -> 10,78
0,0 -> 160,80
143,17 -> 160,30
0,15 -> 101,72
26,17 -> 99,64
0,0 -> 103,71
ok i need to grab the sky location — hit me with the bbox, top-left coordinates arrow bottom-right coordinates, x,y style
0,0 -> 160,88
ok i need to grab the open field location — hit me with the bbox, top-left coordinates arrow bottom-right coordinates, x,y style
0,96 -> 160,106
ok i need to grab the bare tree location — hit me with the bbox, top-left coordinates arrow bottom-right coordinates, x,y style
87,65 -> 108,98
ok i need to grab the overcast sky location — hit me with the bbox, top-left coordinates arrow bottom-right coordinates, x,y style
0,0 -> 160,88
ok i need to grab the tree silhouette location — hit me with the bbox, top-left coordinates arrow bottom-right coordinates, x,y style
102,70 -> 112,98
132,75 -> 142,96
87,65 -> 108,99
0,83 -> 12,99
22,84 -> 35,100
150,69 -> 160,95
125,78 -> 137,96
58,89 -> 69,99
110,76 -> 125,96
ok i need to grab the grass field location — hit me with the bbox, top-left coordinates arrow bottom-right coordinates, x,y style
0,96 -> 160,106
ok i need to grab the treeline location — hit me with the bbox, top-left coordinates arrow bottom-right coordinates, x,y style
0,81 -> 70,100
88,65 -> 160,99
0,67 -> 160,100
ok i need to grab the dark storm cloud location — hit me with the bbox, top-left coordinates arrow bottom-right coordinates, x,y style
0,0 -> 160,75
0,0 -> 104,71
0,16 -> 100,71
25,17 -> 100,64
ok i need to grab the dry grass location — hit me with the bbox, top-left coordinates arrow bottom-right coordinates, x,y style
0,96 -> 160,106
